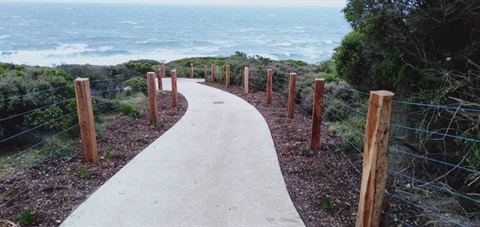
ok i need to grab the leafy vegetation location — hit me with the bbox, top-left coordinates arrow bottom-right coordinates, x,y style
334,0 -> 480,222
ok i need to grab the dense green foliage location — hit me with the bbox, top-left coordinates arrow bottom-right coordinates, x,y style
0,64 -> 76,146
335,0 -> 480,221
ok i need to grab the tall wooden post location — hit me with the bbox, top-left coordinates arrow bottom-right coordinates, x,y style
157,68 -> 163,90
171,69 -> 178,108
190,63 -> 194,78
226,64 -> 231,88
161,63 -> 165,78
309,79 -> 325,150
74,78 -> 98,164
244,67 -> 249,93
356,90 -> 395,227
211,64 -> 216,83
204,66 -> 207,82
267,69 -> 273,104
147,72 -> 158,126
287,73 -> 297,119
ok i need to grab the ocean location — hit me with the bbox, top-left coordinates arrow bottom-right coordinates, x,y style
0,2 -> 351,66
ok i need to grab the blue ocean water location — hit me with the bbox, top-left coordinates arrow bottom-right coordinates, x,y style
0,2 -> 351,66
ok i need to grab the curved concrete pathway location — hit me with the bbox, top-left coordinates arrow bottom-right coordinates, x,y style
62,78 -> 304,226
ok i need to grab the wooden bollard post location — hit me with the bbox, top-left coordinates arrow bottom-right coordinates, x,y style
204,66 -> 207,81
171,69 -> 178,108
147,72 -> 158,125
356,90 -> 395,227
266,69 -> 273,104
74,78 -> 98,164
190,63 -> 194,78
287,73 -> 297,119
244,67 -> 249,93
226,64 -> 231,88
309,79 -> 325,150
211,64 -> 216,83
157,68 -> 163,90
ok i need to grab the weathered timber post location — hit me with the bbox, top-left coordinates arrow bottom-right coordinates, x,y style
190,63 -> 194,78
267,68 -> 273,104
226,64 -> 231,88
147,72 -> 159,125
74,78 -> 98,164
309,78 -> 325,150
356,90 -> 395,227
204,66 -> 207,82
171,69 -> 178,108
244,67 -> 249,93
287,73 -> 297,119
157,68 -> 163,90
211,64 -> 216,83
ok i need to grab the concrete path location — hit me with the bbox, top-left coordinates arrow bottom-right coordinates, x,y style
62,78 -> 304,227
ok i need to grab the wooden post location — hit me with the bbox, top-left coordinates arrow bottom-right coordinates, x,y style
157,68 -> 163,90
171,69 -> 178,108
309,79 -> 325,150
190,63 -> 194,78
226,64 -> 231,88
211,64 -> 216,83
356,90 -> 395,227
244,67 -> 249,93
204,66 -> 207,81
287,73 -> 297,119
267,69 -> 273,104
74,78 -> 98,164
147,72 -> 158,125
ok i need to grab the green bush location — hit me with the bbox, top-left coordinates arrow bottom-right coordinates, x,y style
123,77 -> 148,96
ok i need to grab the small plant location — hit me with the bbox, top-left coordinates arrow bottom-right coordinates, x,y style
307,169 -> 317,177
150,123 -> 158,129
119,101 -> 141,118
292,134 -> 302,142
322,196 -> 334,210
161,117 -> 169,124
78,166 -> 89,179
298,147 -> 308,156
104,150 -> 113,159
18,210 -> 34,224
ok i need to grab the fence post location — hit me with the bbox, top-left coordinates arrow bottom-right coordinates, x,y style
190,63 -> 194,78
310,78 -> 325,150
74,78 -> 98,164
157,68 -> 163,90
356,90 -> 395,227
267,69 -> 273,104
204,66 -> 207,82
287,73 -> 297,119
244,67 -> 249,93
147,72 -> 158,125
226,64 -> 231,88
171,69 -> 178,108
211,64 -> 216,83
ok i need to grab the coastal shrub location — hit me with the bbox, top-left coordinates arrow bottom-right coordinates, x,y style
122,77 -> 148,96
0,64 -> 75,147
122,59 -> 160,74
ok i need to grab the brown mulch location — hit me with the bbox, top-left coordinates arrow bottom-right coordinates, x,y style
0,91 -> 187,226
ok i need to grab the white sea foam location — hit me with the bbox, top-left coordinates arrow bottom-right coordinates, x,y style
0,35 -> 9,39
0,47 -> 203,66
121,20 -> 138,25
